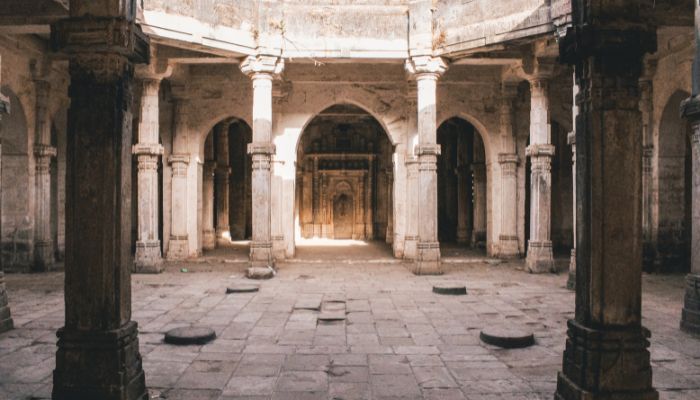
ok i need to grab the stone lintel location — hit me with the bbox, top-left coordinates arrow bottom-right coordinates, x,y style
247,143 -> 276,156
240,53 -> 284,78
497,153 -> 518,165
526,143 -> 555,158
33,144 -> 57,158
559,24 -> 657,67
132,143 -> 163,156
405,56 -> 448,79
51,17 -> 149,64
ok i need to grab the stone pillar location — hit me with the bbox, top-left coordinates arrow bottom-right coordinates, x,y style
567,132 -> 576,290
0,62 -> 14,333
403,157 -> 419,260
386,168 -> 394,243
240,54 -> 283,269
640,63 -> 656,271
497,83 -> 519,257
470,163 -> 486,248
202,135 -> 216,250
526,78 -> 555,273
680,0 -> 700,335
405,56 -> 447,275
214,122 -> 231,242
498,154 -> 519,256
555,3 -> 658,398
133,78 -> 163,273
456,130 -> 471,244
33,79 -> 57,271
51,11 -> 149,399
167,100 -> 190,260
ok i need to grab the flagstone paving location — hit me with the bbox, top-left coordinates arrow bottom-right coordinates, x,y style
0,255 -> 698,399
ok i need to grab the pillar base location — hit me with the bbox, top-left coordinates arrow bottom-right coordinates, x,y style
53,321 -> 147,400
166,238 -> 189,261
410,242 -> 442,275
33,241 -> 54,272
202,230 -> 216,251
497,235 -> 520,258
216,228 -> 231,244
134,241 -> 163,274
567,249 -> 576,290
555,319 -> 657,400
681,273 -> 700,334
403,235 -> 418,261
250,241 -> 274,268
393,234 -> 405,258
272,235 -> 286,261
471,230 -> 486,249
0,272 -> 13,333
526,241 -> 554,273
456,229 -> 470,244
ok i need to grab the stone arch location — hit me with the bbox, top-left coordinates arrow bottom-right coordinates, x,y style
437,113 -> 492,165
0,86 -> 32,269
197,113 -> 253,160
655,89 -> 692,273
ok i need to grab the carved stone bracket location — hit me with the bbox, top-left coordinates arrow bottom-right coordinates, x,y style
526,143 -> 555,158
132,143 -> 163,156
247,143 -> 276,156
240,54 -> 284,79
405,56 -> 448,79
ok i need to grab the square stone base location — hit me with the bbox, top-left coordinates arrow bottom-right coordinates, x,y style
410,242 -> 442,275
555,319 -> 658,400
403,236 -> 418,261
53,321 -> 147,400
134,241 -> 163,274
202,230 -> 216,251
681,273 -> 700,334
526,241 -> 554,273
250,241 -> 274,268
497,236 -> 520,259
166,238 -> 189,261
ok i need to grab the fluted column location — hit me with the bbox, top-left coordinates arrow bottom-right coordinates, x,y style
555,2 -> 657,398
133,78 -> 163,273
0,59 -> 14,333
214,122 -> 231,242
681,0 -> 700,335
202,135 -> 216,250
241,54 -> 283,269
526,78 -> 555,273
166,100 -> 190,260
405,56 -> 447,275
33,79 -> 57,271
51,10 -> 149,399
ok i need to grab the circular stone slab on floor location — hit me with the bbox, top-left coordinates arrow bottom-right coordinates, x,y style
432,283 -> 467,295
226,284 -> 260,294
246,267 -> 275,280
164,327 -> 217,345
479,327 -> 535,349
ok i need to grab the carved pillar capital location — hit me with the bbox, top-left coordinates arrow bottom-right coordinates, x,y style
240,54 -> 284,80
405,56 -> 448,81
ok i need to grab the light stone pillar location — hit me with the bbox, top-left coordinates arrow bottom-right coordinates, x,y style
555,3 -> 658,398
497,83 -> 519,257
456,131 -> 471,244
214,122 -> 231,242
470,163 -> 487,248
51,12 -> 148,399
681,0 -> 700,334
202,135 -> 216,250
403,157 -> 419,260
0,62 -> 14,333
405,56 -> 447,275
498,154 -> 519,256
385,168 -> 394,244
133,78 -> 164,273
33,79 -> 57,272
166,100 -> 190,260
526,78 -> 555,273
241,54 -> 283,269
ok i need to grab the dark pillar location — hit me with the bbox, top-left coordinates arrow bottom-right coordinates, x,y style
50,6 -> 149,399
555,2 -> 658,399
0,72 -> 14,334
680,0 -> 700,335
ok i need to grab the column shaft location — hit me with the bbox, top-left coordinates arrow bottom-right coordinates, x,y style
133,79 -> 163,273
567,132 -> 577,290
498,154 -> 519,257
202,161 -> 216,250
555,9 -> 657,398
403,157 -> 419,260
214,123 -> 231,241
51,15 -> 149,399
33,80 -> 56,271
471,163 -> 487,248
456,132 -> 471,244
0,79 -> 14,333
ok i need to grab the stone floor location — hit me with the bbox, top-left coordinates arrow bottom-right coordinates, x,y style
0,245 -> 699,399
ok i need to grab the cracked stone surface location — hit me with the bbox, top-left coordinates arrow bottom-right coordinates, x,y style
0,255 -> 698,399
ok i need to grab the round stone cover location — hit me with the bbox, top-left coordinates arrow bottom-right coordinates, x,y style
432,283 -> 467,295
226,284 -> 260,294
479,327 -> 535,349
164,327 -> 216,345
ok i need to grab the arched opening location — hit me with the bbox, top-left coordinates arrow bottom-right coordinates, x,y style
295,104 -> 393,258
655,90 -> 692,273
0,87 -> 31,271
201,118 -> 252,259
437,117 -> 486,256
